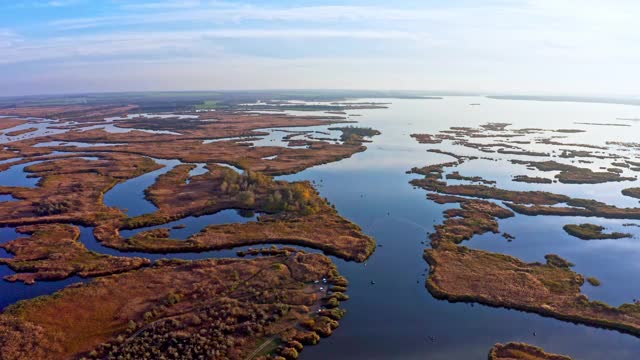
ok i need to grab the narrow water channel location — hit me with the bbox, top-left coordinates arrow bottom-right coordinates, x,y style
103,158 -> 181,217
277,98 -> 640,359
2,98 -> 640,359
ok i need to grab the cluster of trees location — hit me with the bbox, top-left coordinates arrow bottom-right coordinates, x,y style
218,169 -> 270,195
262,184 -> 319,215
217,169 -> 321,215
85,300 -> 289,360
34,199 -> 71,216
329,126 -> 381,143
300,315 -> 339,337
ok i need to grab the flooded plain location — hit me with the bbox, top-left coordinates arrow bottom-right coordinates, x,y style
2,97 -> 640,358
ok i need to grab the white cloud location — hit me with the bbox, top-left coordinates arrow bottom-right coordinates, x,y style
49,5 -> 454,30
46,0 -> 82,6
8,0 -> 85,8
0,29 -> 22,50
119,0 -> 205,10
48,1 -> 640,33
42,1 -> 640,64
0,28 -> 424,65
1,1 -> 639,96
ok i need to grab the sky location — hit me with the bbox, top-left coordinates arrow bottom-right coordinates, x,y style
0,0 -> 638,97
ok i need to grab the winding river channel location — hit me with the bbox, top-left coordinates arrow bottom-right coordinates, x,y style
2,97 -> 640,358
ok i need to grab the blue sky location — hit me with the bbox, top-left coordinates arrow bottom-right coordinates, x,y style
1,0 -> 638,96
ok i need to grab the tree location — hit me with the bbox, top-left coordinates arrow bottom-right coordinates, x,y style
219,181 -> 229,193
237,191 -> 255,207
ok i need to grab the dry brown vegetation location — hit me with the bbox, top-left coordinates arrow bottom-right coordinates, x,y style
511,160 -> 635,184
0,105 -> 138,122
411,123 -> 640,339
14,110 -> 369,176
417,164 -> 640,336
446,171 -> 496,185
0,118 -> 28,131
513,175 -> 553,184
622,187 -> 640,200
0,103 -> 382,358
412,167 -> 640,220
408,123 -> 617,157
489,342 -> 572,360
0,106 -> 376,264
0,224 -> 149,284
563,223 -> 632,240
93,164 -> 375,261
0,153 -> 161,227
0,250 -> 348,360
410,133 -> 443,144
187,210 -> 375,261
425,245 -> 640,337
5,127 -> 38,137
427,194 -> 513,247
410,122 -> 630,169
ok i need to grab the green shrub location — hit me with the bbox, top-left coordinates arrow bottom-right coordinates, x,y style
587,277 -> 601,286
35,200 -> 71,216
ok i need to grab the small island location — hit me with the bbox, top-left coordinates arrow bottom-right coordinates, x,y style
563,223 -> 632,240
410,122 -> 640,340
622,187 -> 640,200
513,175 -> 553,184
489,342 -> 572,360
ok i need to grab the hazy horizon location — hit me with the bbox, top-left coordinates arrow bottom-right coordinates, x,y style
1,0 -> 638,97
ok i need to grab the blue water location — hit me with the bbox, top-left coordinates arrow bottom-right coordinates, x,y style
119,209 -> 258,239
0,160 -> 43,188
0,272 -> 87,310
1,97 -> 640,358
78,225 -> 261,261
0,194 -> 17,202
0,227 -> 89,310
291,165 -> 640,359
214,162 -> 244,173
103,158 -> 181,217
186,163 -> 208,183
281,98 -> 640,359
469,215 -> 640,305
0,119 -> 70,143
34,141 -> 126,148
0,158 -> 22,165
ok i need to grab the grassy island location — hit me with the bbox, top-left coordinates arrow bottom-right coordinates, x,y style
94,164 -> 375,262
622,187 -> 640,200
425,245 -> 640,338
563,223 -> 632,240
587,277 -> 601,286
511,160 -> 635,184
489,342 -> 572,360
410,121 -> 640,340
0,224 -> 149,284
5,127 -> 38,137
513,175 -> 553,184
327,126 -> 381,144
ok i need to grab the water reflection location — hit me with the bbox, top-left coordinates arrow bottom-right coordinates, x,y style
103,158 -> 181,217
119,209 -> 257,240
2,97 -> 640,358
